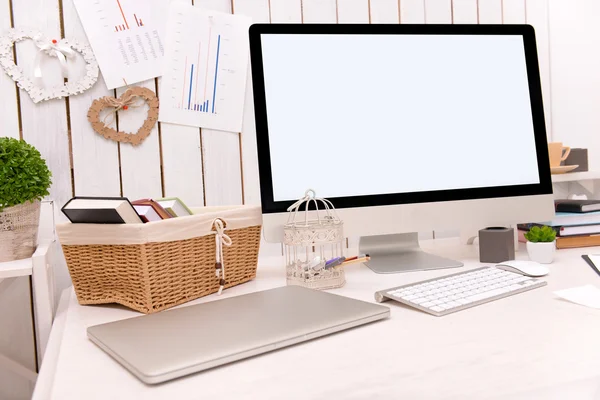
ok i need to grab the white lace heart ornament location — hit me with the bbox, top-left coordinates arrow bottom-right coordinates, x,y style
0,28 -> 99,103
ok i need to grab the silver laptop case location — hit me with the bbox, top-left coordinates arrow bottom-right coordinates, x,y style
87,285 -> 390,384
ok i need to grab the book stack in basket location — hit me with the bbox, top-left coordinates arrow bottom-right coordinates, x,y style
57,205 -> 262,313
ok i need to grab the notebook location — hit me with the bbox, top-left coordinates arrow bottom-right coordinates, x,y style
61,197 -> 142,224
555,199 -> 600,213
156,197 -> 193,217
87,286 -> 390,384
133,205 -> 162,223
131,199 -> 172,219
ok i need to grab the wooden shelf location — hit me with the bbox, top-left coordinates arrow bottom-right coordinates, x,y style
551,171 -> 600,183
0,257 -> 32,279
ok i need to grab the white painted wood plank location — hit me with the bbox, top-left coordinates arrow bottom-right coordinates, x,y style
12,0 -> 72,219
233,0 -> 270,206
0,259 -> 31,279
202,130 -> 243,205
400,0 -> 425,23
196,0 -> 232,13
451,0 -> 477,24
337,0 -> 369,23
548,0 -> 600,173
478,0 -> 502,24
232,0 -> 271,22
526,0 -> 552,140
196,0 -> 243,206
0,0 -> 19,139
158,0 -> 204,207
159,123 -> 205,206
117,80 -> 163,200
301,0 -> 338,22
269,0 -> 303,22
424,0 -> 452,23
61,0 -> 121,197
31,242 -> 53,366
369,0 -> 399,23
37,200 -> 55,243
31,289 -> 70,400
502,0 -> 526,23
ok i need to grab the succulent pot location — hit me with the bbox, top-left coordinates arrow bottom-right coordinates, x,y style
526,240 -> 556,264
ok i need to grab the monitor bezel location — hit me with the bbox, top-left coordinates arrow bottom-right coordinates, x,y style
249,24 -> 553,214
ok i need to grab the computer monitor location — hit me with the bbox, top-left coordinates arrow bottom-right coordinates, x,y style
249,24 -> 554,273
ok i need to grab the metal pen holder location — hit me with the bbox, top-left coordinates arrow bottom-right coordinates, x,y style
283,189 -> 345,290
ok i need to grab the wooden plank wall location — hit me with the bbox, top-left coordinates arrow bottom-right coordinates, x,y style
0,0 -> 551,221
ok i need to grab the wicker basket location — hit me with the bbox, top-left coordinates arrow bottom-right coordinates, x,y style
0,200 -> 41,262
57,206 -> 262,314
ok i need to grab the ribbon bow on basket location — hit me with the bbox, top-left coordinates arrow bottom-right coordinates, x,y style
213,218 -> 232,295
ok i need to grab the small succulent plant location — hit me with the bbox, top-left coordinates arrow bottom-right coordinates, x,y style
524,225 -> 556,243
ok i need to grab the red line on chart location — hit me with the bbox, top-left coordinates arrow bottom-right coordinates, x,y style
116,0 -> 130,30
203,27 -> 212,104
134,13 -> 140,27
181,56 -> 188,109
193,42 -> 201,105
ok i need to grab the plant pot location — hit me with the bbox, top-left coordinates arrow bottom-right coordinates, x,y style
526,240 -> 556,264
0,201 -> 41,262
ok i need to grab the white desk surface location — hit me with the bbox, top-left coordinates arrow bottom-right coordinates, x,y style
40,239 -> 600,400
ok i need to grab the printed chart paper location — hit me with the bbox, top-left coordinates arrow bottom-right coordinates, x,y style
73,0 -> 168,89
159,4 -> 251,132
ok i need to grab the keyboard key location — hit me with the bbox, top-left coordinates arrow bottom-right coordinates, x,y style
430,306 -> 444,312
422,301 -> 435,307
466,288 -> 507,302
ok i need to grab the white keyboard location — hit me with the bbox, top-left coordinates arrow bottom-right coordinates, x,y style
374,266 -> 547,316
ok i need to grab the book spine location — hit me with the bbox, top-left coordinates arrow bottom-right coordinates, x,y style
518,223 -> 562,236
555,204 -> 584,213
556,235 -> 600,249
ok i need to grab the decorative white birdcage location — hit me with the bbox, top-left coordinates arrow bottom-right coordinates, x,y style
283,189 -> 345,290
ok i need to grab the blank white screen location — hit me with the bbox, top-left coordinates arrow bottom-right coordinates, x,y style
260,34 -> 541,202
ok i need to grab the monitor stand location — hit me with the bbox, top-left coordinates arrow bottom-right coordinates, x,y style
358,232 -> 464,274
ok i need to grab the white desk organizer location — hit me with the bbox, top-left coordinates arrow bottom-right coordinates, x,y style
283,189 -> 345,290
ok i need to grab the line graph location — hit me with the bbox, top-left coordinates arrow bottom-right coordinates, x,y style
159,4 -> 251,132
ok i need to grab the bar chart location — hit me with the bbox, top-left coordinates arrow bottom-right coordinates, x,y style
113,0 -> 145,32
179,34 -> 221,114
74,0 -> 168,89
159,4 -> 251,132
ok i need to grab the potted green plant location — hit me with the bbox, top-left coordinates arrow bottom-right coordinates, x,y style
524,225 -> 556,264
0,137 -> 52,262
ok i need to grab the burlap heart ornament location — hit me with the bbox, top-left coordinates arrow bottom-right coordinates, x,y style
87,87 -> 159,146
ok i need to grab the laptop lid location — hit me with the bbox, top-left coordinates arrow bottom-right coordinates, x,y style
87,285 -> 390,384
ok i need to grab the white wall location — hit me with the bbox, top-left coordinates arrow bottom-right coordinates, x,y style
1,0 -> 599,398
